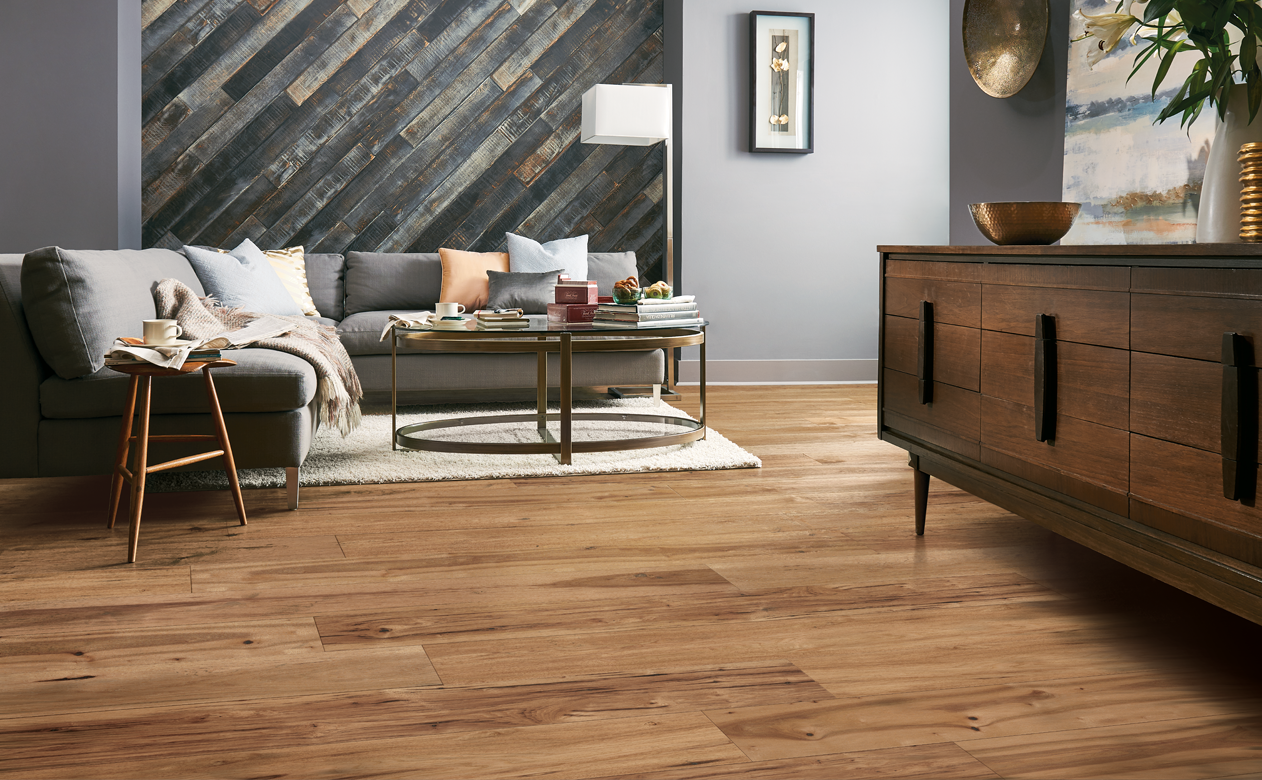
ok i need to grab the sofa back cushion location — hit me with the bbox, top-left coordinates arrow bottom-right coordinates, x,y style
344,252 -> 442,316
588,252 -> 638,295
21,247 -> 204,379
305,253 -> 346,321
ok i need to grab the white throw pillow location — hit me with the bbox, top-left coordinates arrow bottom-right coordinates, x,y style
506,233 -> 588,280
183,239 -> 305,316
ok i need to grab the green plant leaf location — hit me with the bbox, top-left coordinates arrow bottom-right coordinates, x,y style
1244,30 -> 1257,71
1144,0 -> 1178,23
1152,39 -> 1188,98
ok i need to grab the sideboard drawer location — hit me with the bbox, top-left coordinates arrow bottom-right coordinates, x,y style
982,285 -> 1129,349
979,395 -> 1129,494
1132,293 -> 1262,361
885,278 -> 980,327
883,315 -> 980,391
1131,433 -> 1262,567
883,368 -> 980,457
981,330 -> 1128,430
1129,352 -> 1256,454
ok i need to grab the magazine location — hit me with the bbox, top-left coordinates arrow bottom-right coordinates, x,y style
105,316 -> 294,370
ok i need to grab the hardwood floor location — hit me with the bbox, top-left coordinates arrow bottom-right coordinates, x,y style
2,384 -> 1262,779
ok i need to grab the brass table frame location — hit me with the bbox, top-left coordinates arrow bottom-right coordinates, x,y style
390,325 -> 706,464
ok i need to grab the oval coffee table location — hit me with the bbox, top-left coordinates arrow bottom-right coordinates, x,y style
390,321 -> 706,464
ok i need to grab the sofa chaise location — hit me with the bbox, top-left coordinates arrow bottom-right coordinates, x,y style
0,248 -> 663,507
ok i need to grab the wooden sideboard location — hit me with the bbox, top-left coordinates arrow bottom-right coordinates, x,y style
878,244 -> 1262,624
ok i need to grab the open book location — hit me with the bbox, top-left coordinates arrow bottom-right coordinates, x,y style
105,316 -> 295,370
377,312 -> 437,341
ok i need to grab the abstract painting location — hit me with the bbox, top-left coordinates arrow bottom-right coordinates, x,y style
1062,0 -> 1212,244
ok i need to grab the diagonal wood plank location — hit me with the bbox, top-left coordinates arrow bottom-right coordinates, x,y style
141,0 -> 667,281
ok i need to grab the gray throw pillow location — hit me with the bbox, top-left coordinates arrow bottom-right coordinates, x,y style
21,247 -> 204,379
183,239 -> 304,316
506,233 -> 588,280
486,269 -> 563,314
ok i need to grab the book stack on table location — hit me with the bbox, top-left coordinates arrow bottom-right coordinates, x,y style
591,296 -> 702,328
474,309 -> 529,330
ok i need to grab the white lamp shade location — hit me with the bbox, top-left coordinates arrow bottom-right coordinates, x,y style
581,84 -> 671,146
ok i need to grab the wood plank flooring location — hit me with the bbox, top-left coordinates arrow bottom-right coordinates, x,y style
2,384 -> 1262,778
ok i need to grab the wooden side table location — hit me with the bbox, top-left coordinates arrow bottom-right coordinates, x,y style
107,359 -> 247,563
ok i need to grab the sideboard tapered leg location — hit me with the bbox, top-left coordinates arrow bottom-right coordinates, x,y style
910,454 -> 929,536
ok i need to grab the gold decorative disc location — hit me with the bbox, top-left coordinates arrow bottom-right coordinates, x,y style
962,0 -> 1049,98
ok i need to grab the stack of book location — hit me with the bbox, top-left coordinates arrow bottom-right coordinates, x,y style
103,336 -> 223,367
592,296 -> 702,328
474,309 -> 529,330
104,348 -> 222,366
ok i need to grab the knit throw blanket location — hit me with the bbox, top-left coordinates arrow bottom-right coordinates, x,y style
155,279 -> 363,436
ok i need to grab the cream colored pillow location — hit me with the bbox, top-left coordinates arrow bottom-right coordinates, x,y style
211,244 -> 319,316
438,248 -> 510,311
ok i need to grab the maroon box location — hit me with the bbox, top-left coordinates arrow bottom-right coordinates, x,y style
547,303 -> 599,322
555,281 -> 599,304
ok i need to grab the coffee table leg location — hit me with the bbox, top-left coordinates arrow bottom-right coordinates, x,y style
560,332 -> 572,465
700,325 -> 707,439
127,376 -> 152,564
391,325 -> 397,451
108,375 -> 140,529
537,337 -> 547,432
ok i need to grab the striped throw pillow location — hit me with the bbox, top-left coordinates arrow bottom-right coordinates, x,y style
212,244 -> 319,316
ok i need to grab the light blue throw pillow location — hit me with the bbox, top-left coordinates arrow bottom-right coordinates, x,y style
183,239 -> 304,316
506,233 -> 588,280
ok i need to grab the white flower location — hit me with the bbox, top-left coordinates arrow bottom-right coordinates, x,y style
1074,5 -> 1139,68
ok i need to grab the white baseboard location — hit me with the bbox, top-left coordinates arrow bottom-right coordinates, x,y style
677,359 -> 878,385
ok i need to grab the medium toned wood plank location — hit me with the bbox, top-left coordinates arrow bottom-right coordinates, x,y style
0,642 -> 439,719
704,671 -> 1262,761
0,663 -> 827,773
981,330 -> 1129,429
0,568 -> 190,605
960,715 -> 1262,779
314,574 -> 1053,649
981,284 -> 1129,349
0,712 -> 749,780
600,743 -> 999,780
0,530 -> 345,571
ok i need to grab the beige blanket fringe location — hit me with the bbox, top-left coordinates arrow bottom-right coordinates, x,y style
154,279 -> 362,436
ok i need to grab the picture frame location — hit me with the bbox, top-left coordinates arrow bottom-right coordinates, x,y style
749,11 -> 814,154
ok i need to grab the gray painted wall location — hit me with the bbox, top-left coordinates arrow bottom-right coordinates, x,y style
0,0 -> 140,253
950,0 -> 1069,244
678,0 -> 949,381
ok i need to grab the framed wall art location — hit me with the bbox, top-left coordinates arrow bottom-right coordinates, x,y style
749,11 -> 814,154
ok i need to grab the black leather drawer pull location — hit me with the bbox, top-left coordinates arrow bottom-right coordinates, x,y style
1221,332 -> 1256,501
1034,314 -> 1056,443
918,300 -> 934,404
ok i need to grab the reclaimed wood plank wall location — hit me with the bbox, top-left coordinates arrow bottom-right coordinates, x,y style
141,0 -> 666,282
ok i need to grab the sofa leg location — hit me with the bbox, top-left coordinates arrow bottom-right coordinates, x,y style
286,467 -> 300,510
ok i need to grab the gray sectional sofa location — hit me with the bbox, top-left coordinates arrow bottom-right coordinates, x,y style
0,248 -> 663,505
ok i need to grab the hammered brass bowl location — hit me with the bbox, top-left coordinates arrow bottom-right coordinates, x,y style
969,202 -> 1081,245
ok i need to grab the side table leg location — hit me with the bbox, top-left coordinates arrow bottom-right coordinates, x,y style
391,325 -> 397,451
912,454 -> 929,536
204,367 -> 248,526
537,337 -> 548,433
108,375 -> 140,529
700,325 -> 707,440
127,377 -> 153,563
560,332 -> 572,465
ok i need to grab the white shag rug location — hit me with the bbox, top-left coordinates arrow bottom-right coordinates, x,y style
146,397 -> 760,491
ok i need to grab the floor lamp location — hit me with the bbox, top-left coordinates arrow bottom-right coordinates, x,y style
580,83 -> 677,394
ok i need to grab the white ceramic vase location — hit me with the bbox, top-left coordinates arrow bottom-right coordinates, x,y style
1197,84 -> 1262,243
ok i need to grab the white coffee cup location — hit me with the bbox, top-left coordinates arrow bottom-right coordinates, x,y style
435,302 -> 466,318
142,319 -> 183,346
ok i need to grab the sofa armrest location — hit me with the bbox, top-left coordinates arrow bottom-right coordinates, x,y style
0,255 -> 50,477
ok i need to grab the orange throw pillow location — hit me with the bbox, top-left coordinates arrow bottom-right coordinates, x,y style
438,248 -> 510,311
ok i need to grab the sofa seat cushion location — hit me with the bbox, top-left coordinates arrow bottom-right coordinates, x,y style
40,349 -> 318,419
337,310 -> 416,356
